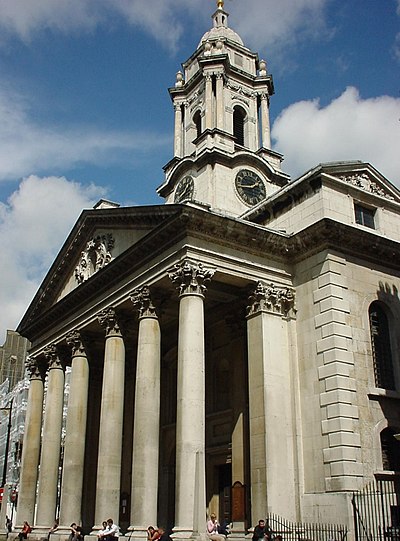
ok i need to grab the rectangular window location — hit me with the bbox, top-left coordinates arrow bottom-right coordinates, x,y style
354,203 -> 375,229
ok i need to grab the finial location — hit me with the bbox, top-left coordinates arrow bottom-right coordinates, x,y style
217,0 -> 224,9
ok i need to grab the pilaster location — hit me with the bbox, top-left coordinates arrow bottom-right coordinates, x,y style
246,281 -> 297,521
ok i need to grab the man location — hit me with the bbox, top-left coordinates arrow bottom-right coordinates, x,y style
252,520 -> 269,541
98,519 -> 119,541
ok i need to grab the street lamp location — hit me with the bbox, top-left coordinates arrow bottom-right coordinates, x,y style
0,398 -> 13,488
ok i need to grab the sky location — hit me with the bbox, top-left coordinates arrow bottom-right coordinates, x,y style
0,0 -> 399,343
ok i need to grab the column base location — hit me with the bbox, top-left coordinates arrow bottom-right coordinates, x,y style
171,529 -> 206,541
123,528 -> 148,541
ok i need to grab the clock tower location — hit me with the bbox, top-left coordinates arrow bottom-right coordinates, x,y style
158,0 -> 290,216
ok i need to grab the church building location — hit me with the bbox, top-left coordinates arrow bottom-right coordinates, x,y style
15,1 -> 400,540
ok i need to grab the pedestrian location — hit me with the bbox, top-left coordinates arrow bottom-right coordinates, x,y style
252,519 -> 268,541
5,516 -> 12,533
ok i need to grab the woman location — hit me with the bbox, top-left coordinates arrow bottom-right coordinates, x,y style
207,514 -> 225,541
18,521 -> 31,540
147,526 -> 160,541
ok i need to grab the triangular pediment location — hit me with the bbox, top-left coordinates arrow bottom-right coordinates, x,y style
18,205 -> 182,331
325,162 -> 400,204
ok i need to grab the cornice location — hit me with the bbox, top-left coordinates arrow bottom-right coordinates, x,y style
17,207 -> 400,341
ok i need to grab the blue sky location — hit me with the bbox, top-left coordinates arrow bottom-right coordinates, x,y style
0,0 -> 399,341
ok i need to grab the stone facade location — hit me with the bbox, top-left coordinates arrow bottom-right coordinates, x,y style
13,2 -> 400,541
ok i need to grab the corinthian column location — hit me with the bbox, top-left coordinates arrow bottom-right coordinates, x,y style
168,260 -> 215,538
174,103 -> 183,158
58,330 -> 89,532
260,93 -> 271,149
205,74 -> 213,130
246,282 -> 296,520
93,308 -> 125,528
15,358 -> 45,527
128,286 -> 161,538
35,345 -> 65,530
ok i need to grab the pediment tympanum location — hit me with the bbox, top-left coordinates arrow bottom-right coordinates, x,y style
56,227 -> 151,302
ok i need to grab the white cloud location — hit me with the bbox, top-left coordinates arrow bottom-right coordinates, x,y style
0,175 -> 106,342
0,84 -> 169,182
272,87 -> 400,186
0,0 -> 330,53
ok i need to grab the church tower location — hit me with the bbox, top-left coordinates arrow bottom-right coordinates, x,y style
158,0 -> 290,216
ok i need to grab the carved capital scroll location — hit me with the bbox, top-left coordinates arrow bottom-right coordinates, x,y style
130,286 -> 158,319
168,259 -> 215,297
97,307 -> 122,337
66,330 -> 86,357
247,281 -> 296,317
43,344 -> 63,371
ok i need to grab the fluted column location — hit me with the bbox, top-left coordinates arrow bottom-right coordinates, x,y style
93,308 -> 125,528
128,286 -> 161,537
168,260 -> 215,538
174,103 -> 183,158
35,345 -> 65,530
58,330 -> 89,532
260,93 -> 271,149
246,282 -> 296,521
205,74 -> 213,130
216,72 -> 224,130
15,358 -> 45,527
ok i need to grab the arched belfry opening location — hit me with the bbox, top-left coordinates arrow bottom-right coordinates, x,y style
233,106 -> 246,147
193,110 -> 202,140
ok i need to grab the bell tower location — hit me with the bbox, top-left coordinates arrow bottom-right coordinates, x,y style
158,0 -> 290,216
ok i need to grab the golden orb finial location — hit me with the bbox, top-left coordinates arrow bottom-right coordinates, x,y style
217,0 -> 224,9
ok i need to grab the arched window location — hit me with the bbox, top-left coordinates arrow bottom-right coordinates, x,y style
380,428 -> 400,471
193,111 -> 202,139
233,106 -> 246,147
369,302 -> 395,390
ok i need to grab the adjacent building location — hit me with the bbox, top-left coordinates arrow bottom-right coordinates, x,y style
14,2 -> 400,540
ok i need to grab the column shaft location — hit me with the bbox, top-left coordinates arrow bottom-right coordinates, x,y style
216,74 -> 224,130
205,75 -> 213,130
15,361 -> 44,527
36,348 -> 65,528
59,331 -> 89,530
174,104 -> 183,158
260,95 -> 271,149
175,293 -> 206,535
129,296 -> 161,534
94,309 -> 125,526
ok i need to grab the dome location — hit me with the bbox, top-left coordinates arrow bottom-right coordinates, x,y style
198,26 -> 244,48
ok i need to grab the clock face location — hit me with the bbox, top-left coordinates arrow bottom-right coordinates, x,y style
235,169 -> 266,206
174,176 -> 194,203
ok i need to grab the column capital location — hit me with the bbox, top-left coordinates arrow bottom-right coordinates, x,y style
43,344 -> 64,371
97,307 -> 122,337
25,356 -> 45,381
66,329 -> 86,356
168,259 -> 215,297
247,281 -> 296,318
130,285 -> 158,319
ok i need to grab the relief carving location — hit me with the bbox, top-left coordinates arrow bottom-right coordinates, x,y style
247,281 -> 296,317
75,234 -> 115,284
338,173 -> 394,200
